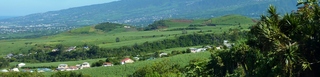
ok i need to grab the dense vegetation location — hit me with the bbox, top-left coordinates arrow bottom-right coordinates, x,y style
129,59 -> 183,77
144,20 -> 167,31
129,0 -> 320,77
0,58 -> 9,68
94,22 -> 123,32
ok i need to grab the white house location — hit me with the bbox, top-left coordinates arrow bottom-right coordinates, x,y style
216,46 -> 222,50
205,46 -> 212,49
66,46 -> 77,52
121,58 -> 134,65
1,69 -> 8,72
17,63 -> 26,68
133,57 -> 140,61
103,62 -> 113,67
51,49 -> 59,52
6,53 -> 13,58
76,64 -> 83,69
159,53 -> 168,57
190,48 -> 206,53
223,40 -> 234,48
57,64 -> 68,71
190,48 -> 199,53
11,68 -> 19,72
66,66 -> 79,71
124,26 -> 131,28
82,62 -> 90,68
199,48 -> 207,51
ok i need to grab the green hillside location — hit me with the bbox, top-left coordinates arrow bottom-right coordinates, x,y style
0,15 -> 254,56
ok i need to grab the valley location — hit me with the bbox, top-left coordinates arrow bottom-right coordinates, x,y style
1,0 -> 319,77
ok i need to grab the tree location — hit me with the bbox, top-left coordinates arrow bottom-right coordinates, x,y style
55,44 -> 64,54
182,28 -> 187,34
185,58 -> 208,77
116,37 -> 120,42
245,4 -> 316,77
186,48 -> 191,53
202,1 -> 320,77
130,59 -> 182,77
91,60 -> 105,67
0,58 -> 9,68
144,20 -> 167,31
94,22 -> 122,32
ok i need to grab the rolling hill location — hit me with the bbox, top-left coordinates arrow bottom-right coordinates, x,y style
0,15 -> 254,56
0,0 -> 296,27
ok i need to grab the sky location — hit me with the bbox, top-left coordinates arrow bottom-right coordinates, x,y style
0,0 -> 117,16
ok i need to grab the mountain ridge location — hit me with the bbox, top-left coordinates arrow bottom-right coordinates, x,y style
0,0 -> 297,27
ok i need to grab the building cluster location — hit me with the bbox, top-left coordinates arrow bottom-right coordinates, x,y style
56,62 -> 91,71
189,40 -> 234,52
0,58 -> 135,73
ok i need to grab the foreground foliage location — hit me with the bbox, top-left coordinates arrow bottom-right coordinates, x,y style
129,59 -> 183,77
131,0 -> 320,77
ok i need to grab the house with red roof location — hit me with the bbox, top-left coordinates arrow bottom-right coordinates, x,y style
103,62 -> 113,66
66,66 -> 79,71
121,58 -> 134,65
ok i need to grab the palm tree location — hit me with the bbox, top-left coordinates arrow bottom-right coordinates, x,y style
247,5 -> 310,77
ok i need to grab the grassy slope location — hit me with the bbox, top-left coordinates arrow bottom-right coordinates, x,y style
55,52 -> 211,77
0,15 -> 255,56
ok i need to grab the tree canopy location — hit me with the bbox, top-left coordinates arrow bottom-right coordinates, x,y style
182,0 -> 320,77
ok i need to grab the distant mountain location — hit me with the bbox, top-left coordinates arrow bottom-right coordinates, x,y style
0,16 -> 15,20
0,0 -> 297,27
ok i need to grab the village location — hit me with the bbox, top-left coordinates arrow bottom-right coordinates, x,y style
1,40 -> 233,73
1,57 -> 135,73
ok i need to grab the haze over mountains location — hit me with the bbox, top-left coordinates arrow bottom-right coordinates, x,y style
0,16 -> 15,20
0,0 -> 296,27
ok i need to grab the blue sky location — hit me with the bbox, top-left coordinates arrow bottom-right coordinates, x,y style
0,0 -> 117,16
